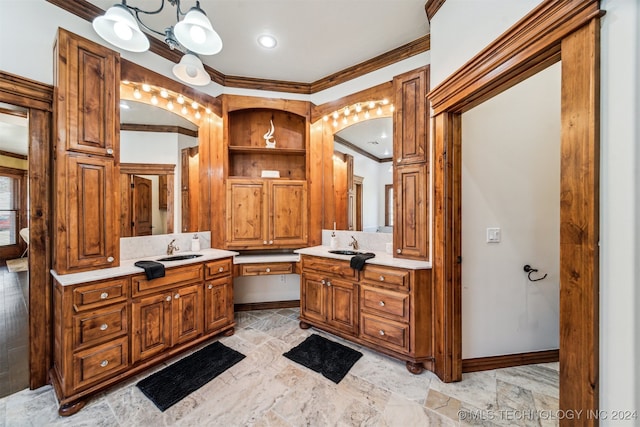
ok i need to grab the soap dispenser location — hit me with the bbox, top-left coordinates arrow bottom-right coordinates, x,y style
191,234 -> 200,252
330,231 -> 338,249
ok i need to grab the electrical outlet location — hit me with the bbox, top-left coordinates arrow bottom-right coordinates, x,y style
280,275 -> 286,283
486,227 -> 501,243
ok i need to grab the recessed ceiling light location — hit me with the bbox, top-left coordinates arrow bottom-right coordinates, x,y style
257,34 -> 277,49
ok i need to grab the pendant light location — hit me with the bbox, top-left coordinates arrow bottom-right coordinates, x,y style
172,53 -> 211,86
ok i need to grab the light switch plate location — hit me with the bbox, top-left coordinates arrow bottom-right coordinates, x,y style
486,227 -> 501,243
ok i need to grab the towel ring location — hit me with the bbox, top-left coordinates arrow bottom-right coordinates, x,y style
523,264 -> 547,282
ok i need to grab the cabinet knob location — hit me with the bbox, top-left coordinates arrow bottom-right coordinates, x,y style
174,293 -> 180,299
166,295 -> 172,302
327,281 -> 332,287
379,275 -> 385,281
107,256 -> 114,263
100,323 -> 108,331
100,360 -> 109,368
106,148 -> 114,155
263,240 -> 268,245
208,284 -> 213,289
269,240 -> 273,244
396,249 -> 402,254
218,267 -> 224,273
100,292 -> 109,300
321,279 -> 326,285
379,330 -> 385,336
266,268 -> 271,273
379,301 -> 385,307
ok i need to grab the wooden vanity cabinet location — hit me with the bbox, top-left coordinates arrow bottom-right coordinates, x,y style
226,178 -> 307,249
51,258 -> 235,416
393,66 -> 430,261
299,255 -> 432,373
53,28 -> 120,274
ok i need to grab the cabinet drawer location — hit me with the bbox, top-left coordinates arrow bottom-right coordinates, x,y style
73,336 -> 128,390
239,262 -> 293,276
204,258 -> 232,280
360,313 -> 409,353
362,265 -> 409,290
360,286 -> 409,322
133,263 -> 203,296
302,255 -> 357,280
73,304 -> 127,348
72,278 -> 129,312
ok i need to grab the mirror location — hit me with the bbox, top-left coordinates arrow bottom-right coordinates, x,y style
119,99 -> 199,236
333,117 -> 393,232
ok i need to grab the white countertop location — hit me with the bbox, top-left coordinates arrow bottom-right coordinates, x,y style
233,253 -> 300,264
294,246 -> 432,270
51,248 -> 239,286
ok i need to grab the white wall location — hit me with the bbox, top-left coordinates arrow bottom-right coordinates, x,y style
434,0 -> 640,419
600,0 -> 640,419
461,62 -> 560,358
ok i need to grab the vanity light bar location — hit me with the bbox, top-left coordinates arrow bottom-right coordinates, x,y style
119,81 -> 213,122
322,99 -> 395,127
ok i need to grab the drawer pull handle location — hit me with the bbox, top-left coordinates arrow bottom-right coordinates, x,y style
266,268 -> 271,273
174,293 -> 180,299
379,301 -> 385,307
107,256 -> 115,263
100,324 -> 108,331
100,360 -> 109,368
166,295 -> 172,302
218,267 -> 224,273
100,292 -> 109,300
208,284 -> 213,289
379,275 -> 385,281
379,330 -> 385,336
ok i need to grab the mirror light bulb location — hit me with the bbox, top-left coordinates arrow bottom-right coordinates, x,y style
151,94 -> 158,105
355,104 -> 362,113
376,106 -> 383,116
333,120 -> 338,127
368,101 -> 376,109
167,100 -> 174,110
181,106 -> 188,114
332,111 -> 339,119
195,110 -> 201,119
364,111 -> 370,119
191,101 -> 198,109
177,95 -> 185,104
205,107 -> 212,114
160,89 -> 168,98
344,106 -> 350,116
142,83 -> 151,92
133,88 -> 142,99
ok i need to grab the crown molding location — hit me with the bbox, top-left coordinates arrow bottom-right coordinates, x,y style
0,71 -> 53,111
46,0 -> 429,94
425,0 -> 446,21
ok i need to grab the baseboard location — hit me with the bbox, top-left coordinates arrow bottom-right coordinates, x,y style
234,300 -> 300,312
462,349 -> 559,373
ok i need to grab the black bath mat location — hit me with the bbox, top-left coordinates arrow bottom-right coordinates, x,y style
137,341 -> 245,411
283,334 -> 362,383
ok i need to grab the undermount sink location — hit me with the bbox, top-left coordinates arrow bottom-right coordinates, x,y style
156,254 -> 203,261
328,250 -> 364,256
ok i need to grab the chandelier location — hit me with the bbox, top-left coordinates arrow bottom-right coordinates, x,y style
92,0 -> 222,86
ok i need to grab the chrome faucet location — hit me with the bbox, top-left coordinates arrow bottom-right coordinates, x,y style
167,239 -> 179,255
349,235 -> 359,251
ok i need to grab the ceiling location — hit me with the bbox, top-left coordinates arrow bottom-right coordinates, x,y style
87,0 -> 430,83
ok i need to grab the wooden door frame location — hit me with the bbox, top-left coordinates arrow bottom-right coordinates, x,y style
0,71 -> 53,389
428,0 -> 601,421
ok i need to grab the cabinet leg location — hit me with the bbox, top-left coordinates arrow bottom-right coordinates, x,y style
58,400 -> 86,417
223,328 -> 235,337
299,321 -> 311,329
406,361 -> 424,375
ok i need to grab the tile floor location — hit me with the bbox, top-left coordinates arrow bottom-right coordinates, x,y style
0,308 -> 559,426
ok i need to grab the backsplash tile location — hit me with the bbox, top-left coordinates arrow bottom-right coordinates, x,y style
321,230 -> 392,252
120,232 -> 211,261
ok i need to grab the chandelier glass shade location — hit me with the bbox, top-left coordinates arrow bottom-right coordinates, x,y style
92,1 -> 220,86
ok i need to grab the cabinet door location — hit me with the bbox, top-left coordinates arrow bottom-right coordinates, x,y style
132,293 -> 172,363
226,179 -> 267,248
269,180 -> 308,246
172,284 -> 203,346
326,277 -> 359,336
204,277 -> 234,333
300,272 -> 327,325
56,28 -> 119,158
66,155 -> 118,271
394,164 -> 428,259
393,66 -> 428,165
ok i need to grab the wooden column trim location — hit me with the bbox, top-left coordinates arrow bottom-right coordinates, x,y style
0,72 -> 53,112
428,0 -> 601,114
424,0 -> 446,22
559,18 -> 600,421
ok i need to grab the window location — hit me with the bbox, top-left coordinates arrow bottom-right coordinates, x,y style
0,172 -> 25,247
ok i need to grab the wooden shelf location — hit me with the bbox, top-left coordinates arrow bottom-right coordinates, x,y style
228,146 -> 306,156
